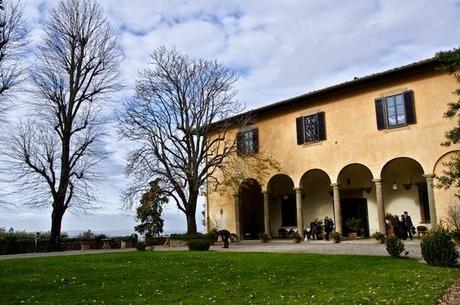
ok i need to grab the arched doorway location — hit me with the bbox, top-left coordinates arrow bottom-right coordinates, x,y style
300,169 -> 333,232
239,179 -> 263,239
381,157 -> 427,226
337,163 -> 374,237
267,174 -> 295,237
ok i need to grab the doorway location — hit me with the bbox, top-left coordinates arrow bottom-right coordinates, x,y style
340,198 -> 370,237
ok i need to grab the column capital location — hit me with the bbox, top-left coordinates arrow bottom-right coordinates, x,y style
293,187 -> 303,192
330,183 -> 339,188
372,178 -> 382,184
423,174 -> 436,180
261,190 -> 270,195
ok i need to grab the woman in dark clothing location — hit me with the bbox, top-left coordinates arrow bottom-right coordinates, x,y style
399,215 -> 407,240
391,215 -> 400,238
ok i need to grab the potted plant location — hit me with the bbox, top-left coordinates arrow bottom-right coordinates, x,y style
372,232 -> 385,244
260,233 -> 270,243
78,230 -> 95,250
293,232 -> 302,243
330,231 -> 341,243
345,217 -> 362,240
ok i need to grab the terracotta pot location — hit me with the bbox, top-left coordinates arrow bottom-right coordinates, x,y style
348,232 -> 358,240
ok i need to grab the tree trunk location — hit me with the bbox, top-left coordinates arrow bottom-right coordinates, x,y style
186,212 -> 197,234
49,208 -> 64,251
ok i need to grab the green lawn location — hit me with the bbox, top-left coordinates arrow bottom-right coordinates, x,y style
0,251 -> 458,305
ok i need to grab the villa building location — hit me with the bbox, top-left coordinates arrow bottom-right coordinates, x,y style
205,57 -> 459,239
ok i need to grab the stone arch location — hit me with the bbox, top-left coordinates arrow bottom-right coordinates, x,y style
380,157 -> 428,228
267,174 -> 296,237
337,163 -> 374,237
299,169 -> 333,234
433,151 -> 460,222
239,178 -> 263,239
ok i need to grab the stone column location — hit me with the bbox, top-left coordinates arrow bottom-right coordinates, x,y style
372,179 -> 386,234
331,183 -> 342,234
262,191 -> 271,237
423,174 -> 437,228
294,187 -> 304,237
233,193 -> 240,238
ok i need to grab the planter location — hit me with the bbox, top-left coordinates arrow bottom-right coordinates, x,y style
79,242 -> 92,250
347,232 -> 358,240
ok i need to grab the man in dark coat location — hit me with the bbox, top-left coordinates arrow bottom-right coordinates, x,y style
404,211 -> 414,240
324,216 -> 334,241
218,229 -> 230,248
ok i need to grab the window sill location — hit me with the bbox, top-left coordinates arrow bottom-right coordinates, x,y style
382,124 -> 412,133
301,140 -> 324,147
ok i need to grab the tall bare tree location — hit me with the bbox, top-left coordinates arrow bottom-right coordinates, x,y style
118,47 -> 244,234
0,0 -> 28,116
3,0 -> 121,248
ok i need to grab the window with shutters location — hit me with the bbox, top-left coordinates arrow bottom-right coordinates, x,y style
375,90 -> 416,130
236,128 -> 259,155
296,112 -> 326,145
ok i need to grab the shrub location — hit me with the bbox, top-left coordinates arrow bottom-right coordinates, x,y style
188,239 -> 211,251
421,226 -> 459,267
372,232 -> 385,244
170,233 -> 205,240
385,236 -> 407,258
260,233 -> 270,243
136,242 -> 146,251
330,231 -> 341,243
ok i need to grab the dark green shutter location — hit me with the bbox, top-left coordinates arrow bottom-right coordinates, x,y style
403,90 -> 416,124
252,128 -> 259,153
296,117 -> 304,145
236,132 -> 243,155
375,98 -> 386,130
317,112 -> 326,140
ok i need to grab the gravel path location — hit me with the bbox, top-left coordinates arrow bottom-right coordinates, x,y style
157,238 -> 425,260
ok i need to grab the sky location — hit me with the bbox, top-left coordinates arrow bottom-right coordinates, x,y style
0,0 -> 459,235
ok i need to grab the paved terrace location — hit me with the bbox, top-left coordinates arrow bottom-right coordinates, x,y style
158,238 -> 426,260
0,238 -> 431,261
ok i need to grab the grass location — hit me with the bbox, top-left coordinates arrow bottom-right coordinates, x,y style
0,251 -> 458,305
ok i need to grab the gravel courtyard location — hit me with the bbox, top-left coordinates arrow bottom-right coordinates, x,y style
156,238 -> 426,260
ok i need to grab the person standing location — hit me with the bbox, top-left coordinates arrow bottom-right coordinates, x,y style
400,214 -> 407,240
324,216 -> 334,241
404,211 -> 414,240
218,229 -> 230,248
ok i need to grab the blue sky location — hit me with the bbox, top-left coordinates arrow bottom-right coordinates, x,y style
1,0 -> 459,235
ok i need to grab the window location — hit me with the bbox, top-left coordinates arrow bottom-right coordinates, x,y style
296,112 -> 326,145
236,128 -> 259,155
375,90 -> 416,130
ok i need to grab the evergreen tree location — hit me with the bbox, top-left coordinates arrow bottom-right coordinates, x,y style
134,180 -> 168,237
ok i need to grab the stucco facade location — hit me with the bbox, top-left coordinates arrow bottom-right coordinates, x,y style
206,59 -> 459,238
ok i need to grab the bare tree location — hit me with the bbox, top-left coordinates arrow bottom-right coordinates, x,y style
3,0 -> 121,248
0,0 -> 28,116
118,47 -> 244,234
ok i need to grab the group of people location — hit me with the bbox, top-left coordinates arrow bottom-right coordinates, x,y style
388,211 -> 415,240
303,216 -> 335,241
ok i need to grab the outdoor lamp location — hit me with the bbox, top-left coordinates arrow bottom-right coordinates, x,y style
392,182 -> 398,191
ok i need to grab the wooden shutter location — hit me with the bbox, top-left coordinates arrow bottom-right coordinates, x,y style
375,98 -> 386,130
317,112 -> 326,141
236,132 -> 243,155
403,90 -> 416,124
296,117 -> 305,145
252,128 -> 259,153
